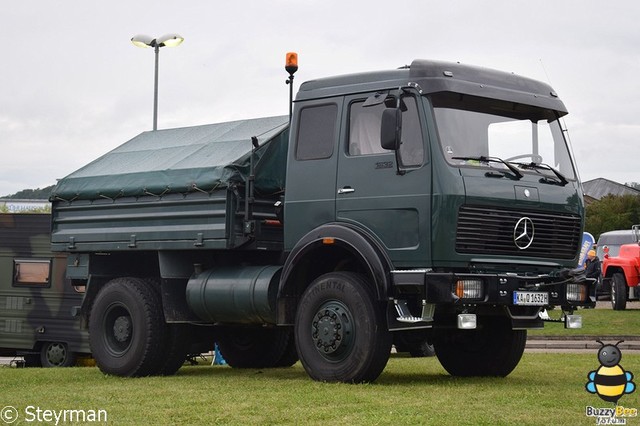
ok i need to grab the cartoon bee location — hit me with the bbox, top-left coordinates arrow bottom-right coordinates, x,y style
586,340 -> 636,403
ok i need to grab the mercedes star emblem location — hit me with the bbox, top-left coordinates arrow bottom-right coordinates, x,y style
513,217 -> 534,250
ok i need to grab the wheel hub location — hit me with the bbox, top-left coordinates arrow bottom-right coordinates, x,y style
46,343 -> 66,365
311,302 -> 353,358
113,315 -> 131,343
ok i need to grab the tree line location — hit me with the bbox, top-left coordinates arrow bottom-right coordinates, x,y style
585,193 -> 640,239
1,185 -> 55,199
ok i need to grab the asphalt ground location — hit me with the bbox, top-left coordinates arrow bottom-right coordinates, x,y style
527,300 -> 640,354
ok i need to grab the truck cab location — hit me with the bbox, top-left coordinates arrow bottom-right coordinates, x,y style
277,60 -> 592,380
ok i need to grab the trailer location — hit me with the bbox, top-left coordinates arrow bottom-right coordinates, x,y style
0,213 -> 90,366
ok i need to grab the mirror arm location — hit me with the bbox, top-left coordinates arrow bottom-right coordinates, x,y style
394,90 -> 407,175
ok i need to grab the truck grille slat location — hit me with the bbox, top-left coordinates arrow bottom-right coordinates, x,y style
455,205 -> 581,259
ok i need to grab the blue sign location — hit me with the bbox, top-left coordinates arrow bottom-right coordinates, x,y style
578,232 -> 595,268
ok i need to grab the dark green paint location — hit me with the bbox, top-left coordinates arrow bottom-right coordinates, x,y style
0,214 -> 90,360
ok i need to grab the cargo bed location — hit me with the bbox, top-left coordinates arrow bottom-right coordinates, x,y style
51,116 -> 288,252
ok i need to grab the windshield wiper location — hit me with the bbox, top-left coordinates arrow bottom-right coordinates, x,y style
452,156 -> 523,180
514,162 -> 569,186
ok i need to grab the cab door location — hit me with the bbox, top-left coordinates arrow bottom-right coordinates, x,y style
335,92 -> 431,266
284,98 -> 342,250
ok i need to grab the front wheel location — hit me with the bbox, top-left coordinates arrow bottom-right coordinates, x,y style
611,273 -> 628,311
294,272 -> 392,383
433,316 -> 526,377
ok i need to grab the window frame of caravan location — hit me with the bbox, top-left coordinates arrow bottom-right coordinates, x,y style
12,258 -> 52,288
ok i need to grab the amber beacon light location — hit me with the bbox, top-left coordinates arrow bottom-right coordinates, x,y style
285,52 -> 298,122
285,52 -> 298,75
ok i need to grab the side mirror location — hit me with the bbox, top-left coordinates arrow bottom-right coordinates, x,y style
380,108 -> 402,151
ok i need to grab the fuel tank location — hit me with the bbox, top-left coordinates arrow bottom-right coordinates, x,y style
185,265 -> 281,324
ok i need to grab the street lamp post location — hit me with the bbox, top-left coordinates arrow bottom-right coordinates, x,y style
131,33 -> 184,131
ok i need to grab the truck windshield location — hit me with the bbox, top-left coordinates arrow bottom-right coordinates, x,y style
430,92 -> 576,180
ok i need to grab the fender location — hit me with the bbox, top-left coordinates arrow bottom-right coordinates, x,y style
279,222 -> 393,302
603,257 -> 640,287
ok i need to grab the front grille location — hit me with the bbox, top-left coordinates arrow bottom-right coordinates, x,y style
456,205 -> 581,259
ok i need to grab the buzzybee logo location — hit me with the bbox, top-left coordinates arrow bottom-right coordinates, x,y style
585,340 -> 635,403
584,340 -> 637,424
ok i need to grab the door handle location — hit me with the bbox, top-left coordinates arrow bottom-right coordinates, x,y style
338,187 -> 355,194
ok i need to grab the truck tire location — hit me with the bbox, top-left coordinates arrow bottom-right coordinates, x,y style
157,324 -> 189,375
274,332 -> 299,367
409,340 -> 436,358
611,273 -> 628,311
89,277 -> 165,377
143,278 -> 188,375
294,272 -> 392,383
433,316 -> 526,377
40,342 -> 77,367
394,331 -> 435,358
217,327 -> 292,368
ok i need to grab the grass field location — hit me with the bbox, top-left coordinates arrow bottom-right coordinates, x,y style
1,352 -> 638,425
1,307 -> 637,425
528,302 -> 640,337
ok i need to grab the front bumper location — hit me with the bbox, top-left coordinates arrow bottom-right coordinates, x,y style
386,268 -> 595,331
390,268 -> 595,308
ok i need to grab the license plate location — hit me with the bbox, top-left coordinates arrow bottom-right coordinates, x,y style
513,291 -> 549,306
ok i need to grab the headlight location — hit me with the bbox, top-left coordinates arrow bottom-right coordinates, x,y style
454,279 -> 484,300
566,284 -> 587,302
565,315 -> 582,329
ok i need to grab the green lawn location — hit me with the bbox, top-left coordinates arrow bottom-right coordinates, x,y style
1,353 -> 638,425
528,304 -> 640,337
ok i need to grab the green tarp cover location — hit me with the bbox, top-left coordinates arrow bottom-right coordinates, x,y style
51,116 -> 289,201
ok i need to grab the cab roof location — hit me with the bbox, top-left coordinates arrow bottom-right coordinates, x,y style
297,59 -> 567,115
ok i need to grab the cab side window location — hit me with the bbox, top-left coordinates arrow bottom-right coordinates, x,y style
348,96 -> 424,167
349,102 -> 387,156
295,104 -> 337,161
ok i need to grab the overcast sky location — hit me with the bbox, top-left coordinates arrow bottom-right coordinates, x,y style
1,1 -> 638,196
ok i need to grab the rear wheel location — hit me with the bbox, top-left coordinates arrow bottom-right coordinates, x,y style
217,327 -> 292,368
294,272 -> 392,383
40,342 -> 76,367
394,331 -> 435,358
433,316 -> 526,377
273,331 -> 299,367
611,273 -> 628,311
409,340 -> 435,358
157,324 -> 190,375
89,277 -> 165,377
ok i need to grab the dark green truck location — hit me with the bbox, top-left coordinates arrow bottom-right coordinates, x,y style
50,59 -> 594,382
